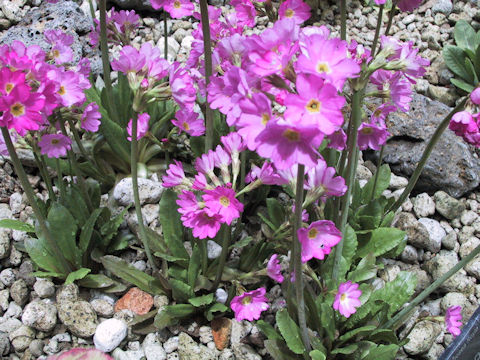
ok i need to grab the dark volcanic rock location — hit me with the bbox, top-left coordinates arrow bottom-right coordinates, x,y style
370,93 -> 480,198
110,0 -> 157,10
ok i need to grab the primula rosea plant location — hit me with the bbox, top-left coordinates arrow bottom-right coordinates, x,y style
1,0 -> 480,358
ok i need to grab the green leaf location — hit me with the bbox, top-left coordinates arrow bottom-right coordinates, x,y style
331,344 -> 358,355
100,207 -> 130,248
362,164 -> 391,203
465,57 -> 479,85
154,309 -> 175,329
0,219 -> 34,232
276,309 -> 305,355
189,136 -> 205,158
188,293 -> 214,307
159,189 -> 189,260
61,186 -> 89,227
101,255 -> 166,295
165,304 -> 196,317
65,268 -> 91,284
319,303 -> 335,341
347,253 -> 377,282
79,208 -> 104,253
443,45 -> 473,82
338,325 -> 377,342
256,320 -> 282,341
188,244 -> 201,288
455,20 -> 477,54
25,236 -> 66,275
354,200 -> 384,230
374,271 -> 417,316
170,279 -> 193,302
77,274 -> 114,289
31,271 -> 64,278
451,77 -> 476,92
368,328 -> 399,344
342,225 -> 357,274
309,350 -> 326,360
266,198 -> 285,229
357,228 -> 406,258
47,202 -> 81,268
363,344 -> 399,360
205,303 -> 228,321
264,340 -> 300,360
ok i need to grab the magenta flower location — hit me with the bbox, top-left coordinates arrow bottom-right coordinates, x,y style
267,254 -> 284,283
305,158 -> 347,200
171,109 -> 205,136
111,10 -> 140,34
327,129 -> 347,150
297,36 -> 360,90
370,70 -> 412,112
150,0 -> 167,9
111,46 -> 146,74
278,0 -> 311,24
333,281 -> 362,318
284,74 -> 345,135
230,288 -> 269,321
170,63 -> 196,109
162,160 -> 191,188
45,30 -> 74,64
471,88 -> 480,105
38,134 -> 72,158
245,162 -> 286,186
237,93 -> 273,151
203,186 -> 244,225
50,69 -> 87,107
164,0 -> 194,19
231,0 -> 256,28
127,113 -> 150,141
297,220 -> 342,263
449,111 -> 478,137
357,122 -> 390,151
191,210 -> 223,239
0,68 -> 28,96
397,0 -> 422,12
446,306 -> 462,337
81,103 -> 101,132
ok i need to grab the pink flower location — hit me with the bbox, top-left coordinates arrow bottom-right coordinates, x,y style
231,0 -> 256,28
81,103 -> 101,132
237,93 -> 273,151
327,129 -> 347,150
45,30 -> 74,64
164,0 -> 194,19
333,281 -> 362,318
397,0 -> 422,12
357,122 -> 390,150
305,158 -> 347,199
127,113 -> 150,141
267,254 -> 284,283
278,0 -> 311,25
203,186 -> 244,225
471,88 -> 480,105
230,288 -> 269,321
111,46 -> 146,74
171,109 -> 205,136
370,70 -> 412,112
446,306 -> 462,337
111,10 -> 140,34
284,74 -> 345,135
49,69 -> 87,107
0,68 -> 28,96
150,0 -> 167,9
162,160 -> 190,188
170,63 -> 196,109
245,162 -> 286,186
296,36 -> 360,90
38,134 -> 72,158
297,220 -> 342,263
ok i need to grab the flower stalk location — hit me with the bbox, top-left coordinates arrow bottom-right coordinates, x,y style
371,4 -> 384,57
212,225 -> 232,290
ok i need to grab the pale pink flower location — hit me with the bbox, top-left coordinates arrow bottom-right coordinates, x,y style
446,306 -> 462,337
81,103 -> 101,132
333,281 -> 362,318
38,134 -> 72,158
278,0 -> 311,24
127,113 -> 149,141
471,88 -> 480,105
267,254 -> 284,283
203,186 -> 244,225
297,220 -> 342,262
230,288 -> 269,321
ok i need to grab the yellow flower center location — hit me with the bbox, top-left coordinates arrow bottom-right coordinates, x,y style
219,196 -> 230,207
308,228 -> 318,239
341,293 -> 346,301
361,127 -> 374,135
58,86 -> 66,96
241,296 -> 252,305
373,109 -> 382,118
183,122 -> 190,130
173,0 -> 181,8
10,103 -> 25,117
316,62 -> 331,74
51,138 -> 60,145
284,9 -> 295,17
306,99 -> 322,113
52,49 -> 60,58
283,129 -> 300,142
261,113 -> 270,126
5,83 -> 14,93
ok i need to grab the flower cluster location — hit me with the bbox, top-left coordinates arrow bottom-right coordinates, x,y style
151,0 -> 194,19
449,88 -> 480,147
90,8 -> 140,46
162,133 -> 246,239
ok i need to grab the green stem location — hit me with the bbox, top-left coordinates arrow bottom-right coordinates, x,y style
332,89 -> 365,283
370,145 -> 385,202
238,151 -> 246,200
212,225 -> 232,290
1,127 -> 72,273
386,98 -> 467,215
99,0 -> 117,120
384,4 -> 397,36
88,0 -> 96,22
55,158 -> 66,200
164,12 -> 168,60
32,147 -> 55,202
131,114 -> 158,272
199,0 -> 214,152
371,5 -> 384,57
293,164 -> 311,351
383,241 -> 480,330
340,0 -> 347,40
66,118 -> 95,164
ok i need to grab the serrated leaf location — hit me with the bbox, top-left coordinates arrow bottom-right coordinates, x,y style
331,344 -> 358,355
188,293 -> 214,307
101,255 -> 165,295
25,235 -> 66,275
276,309 -> 305,355
338,325 -> 377,342
65,268 -> 91,284
266,198 -> 285,229
443,45 -> 473,82
465,57 -> 479,85
0,219 -> 35,232
159,189 -> 189,260
61,186 -> 89,227
205,303 -> 228,321
357,228 -> 405,258
188,244 -> 201,288
256,320 -> 282,341
154,309 -> 175,329
170,279 -> 193,302
342,225 -> 357,276
77,274 -> 114,289
375,271 -> 416,316
455,20 -> 477,54
362,164 -> 391,203
100,207 -> 130,248
165,304 -> 196,317
363,344 -> 399,360
309,350 -> 326,360
79,208 -> 104,253
264,340 -> 300,360
451,77 -> 475,93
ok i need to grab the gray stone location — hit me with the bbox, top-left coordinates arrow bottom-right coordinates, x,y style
4,302 -> 22,319
232,344 -> 262,360
163,336 -> 179,353
34,279 -> 55,299
113,177 -> 164,206
142,333 -> 167,360
94,318 -> 128,353
0,331 -> 9,356
10,279 -> 29,306
400,245 -> 419,263
0,229 -> 10,260
177,332 -> 217,360
206,240 -> 222,259
0,0 -> 26,23
418,218 -> 446,253
461,210 -> 479,226
393,212 -> 433,252
424,344 -> 445,360
389,174 -> 409,189
17,260 -> 35,286
22,301 -> 57,332
9,192 -> 24,214
440,292 -> 468,311
0,290 -> 8,312
56,283 -> 79,303
371,94 -> 480,198
403,320 -> 442,355
413,193 -> 436,217
0,318 -> 22,334
442,231 -> 458,250
459,237 -> 480,258
29,339 -> 44,358
57,301 -> 97,338
157,37 -> 181,63
9,325 -> 35,352
0,268 -> 16,286
91,299 -> 114,318
433,0 -> 453,14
